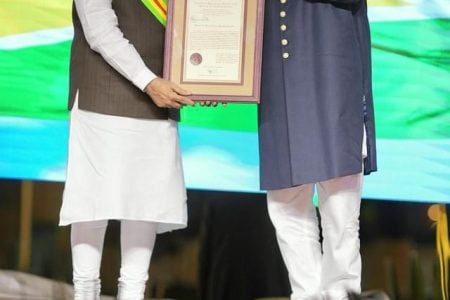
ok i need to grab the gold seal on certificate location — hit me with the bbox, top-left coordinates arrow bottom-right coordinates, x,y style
163,0 -> 265,103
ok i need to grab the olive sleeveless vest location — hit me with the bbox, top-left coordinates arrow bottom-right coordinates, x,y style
68,0 -> 169,119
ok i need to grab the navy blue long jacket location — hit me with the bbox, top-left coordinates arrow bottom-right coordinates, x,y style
258,0 -> 377,190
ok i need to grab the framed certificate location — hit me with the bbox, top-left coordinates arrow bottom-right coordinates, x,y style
163,0 -> 265,103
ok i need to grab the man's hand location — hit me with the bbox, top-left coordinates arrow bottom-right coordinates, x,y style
199,101 -> 228,107
145,78 -> 195,109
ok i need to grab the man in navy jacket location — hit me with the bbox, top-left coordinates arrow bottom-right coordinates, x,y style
259,0 -> 376,298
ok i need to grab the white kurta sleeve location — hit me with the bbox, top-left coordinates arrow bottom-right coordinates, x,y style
74,0 -> 157,91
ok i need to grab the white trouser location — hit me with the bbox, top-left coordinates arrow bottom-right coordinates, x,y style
71,220 -> 157,300
267,173 -> 363,300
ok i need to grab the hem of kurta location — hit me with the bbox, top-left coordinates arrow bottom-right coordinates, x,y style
59,217 -> 187,234
261,165 -> 367,191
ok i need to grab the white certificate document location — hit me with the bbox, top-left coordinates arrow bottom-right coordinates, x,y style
182,0 -> 245,83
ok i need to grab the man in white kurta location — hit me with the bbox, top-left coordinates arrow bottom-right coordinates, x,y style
59,1 -> 195,299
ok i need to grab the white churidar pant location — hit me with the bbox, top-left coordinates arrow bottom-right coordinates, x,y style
267,128 -> 367,300
268,173 -> 363,300
71,220 -> 157,300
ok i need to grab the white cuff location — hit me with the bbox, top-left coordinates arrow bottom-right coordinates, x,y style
132,67 -> 157,91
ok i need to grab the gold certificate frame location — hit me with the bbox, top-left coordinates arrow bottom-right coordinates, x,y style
163,0 -> 265,103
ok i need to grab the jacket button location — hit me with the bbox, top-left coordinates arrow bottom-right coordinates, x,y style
280,24 -> 287,31
283,52 -> 290,59
280,0 -> 287,3
280,11 -> 286,18
281,39 -> 288,46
